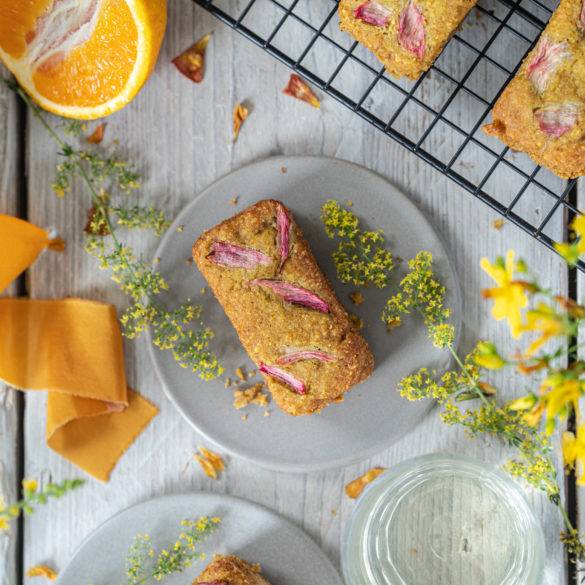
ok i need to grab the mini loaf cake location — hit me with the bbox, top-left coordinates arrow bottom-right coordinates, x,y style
484,0 -> 585,178
338,0 -> 478,79
192,199 -> 374,416
193,555 -> 270,585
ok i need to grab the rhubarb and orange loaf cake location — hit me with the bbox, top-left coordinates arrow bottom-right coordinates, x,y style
193,555 -> 270,585
192,199 -> 374,416
484,0 -> 585,178
338,0 -> 477,79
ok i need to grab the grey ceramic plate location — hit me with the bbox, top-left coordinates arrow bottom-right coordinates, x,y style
57,493 -> 342,585
149,156 -> 462,472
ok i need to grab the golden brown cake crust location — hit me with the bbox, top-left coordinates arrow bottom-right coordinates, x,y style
483,0 -> 585,178
192,199 -> 374,416
338,0 -> 477,79
193,555 -> 270,585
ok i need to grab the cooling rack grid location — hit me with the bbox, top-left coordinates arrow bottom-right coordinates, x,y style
194,0 -> 581,268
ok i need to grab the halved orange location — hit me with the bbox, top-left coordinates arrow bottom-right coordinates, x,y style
0,0 -> 167,119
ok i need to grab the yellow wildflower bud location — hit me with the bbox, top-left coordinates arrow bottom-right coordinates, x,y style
508,394 -> 537,411
563,432 -> 577,464
544,417 -> 556,436
474,341 -> 505,370
562,425 -> 585,484
572,215 -> 585,239
0,517 -> 9,531
22,479 -> 38,493
523,403 -> 545,427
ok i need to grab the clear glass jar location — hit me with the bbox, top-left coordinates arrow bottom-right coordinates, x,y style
342,453 -> 544,585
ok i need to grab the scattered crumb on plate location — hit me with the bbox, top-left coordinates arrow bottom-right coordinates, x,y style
349,313 -> 364,330
233,382 -> 270,410
349,291 -> 365,306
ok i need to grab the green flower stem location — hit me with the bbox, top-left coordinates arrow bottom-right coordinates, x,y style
0,479 -> 85,525
558,499 -> 576,533
448,345 -> 491,407
12,83 -> 116,259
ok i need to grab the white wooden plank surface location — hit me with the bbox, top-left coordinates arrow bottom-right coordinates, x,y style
0,1 -> 571,583
0,63 -> 22,585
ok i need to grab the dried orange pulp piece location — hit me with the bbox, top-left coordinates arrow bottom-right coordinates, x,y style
0,0 -> 167,119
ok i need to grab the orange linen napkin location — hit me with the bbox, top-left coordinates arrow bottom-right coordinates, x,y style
0,214 -> 158,481
0,214 -> 65,291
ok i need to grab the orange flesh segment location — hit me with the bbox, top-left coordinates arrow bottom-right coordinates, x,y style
28,0 -> 138,107
0,0 -> 53,58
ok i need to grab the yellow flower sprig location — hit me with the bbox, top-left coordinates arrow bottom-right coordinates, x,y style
321,199 -> 585,561
0,478 -> 84,532
398,247 -> 585,562
5,78 -> 223,382
383,251 -> 455,349
125,516 -> 220,585
321,200 -> 394,288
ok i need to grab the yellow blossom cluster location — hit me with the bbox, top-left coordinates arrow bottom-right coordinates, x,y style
125,516 -> 220,584
383,251 -> 454,349
321,200 -> 394,288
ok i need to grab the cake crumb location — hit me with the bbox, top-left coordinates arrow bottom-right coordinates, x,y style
263,410 -> 271,417
235,367 -> 247,381
331,508 -> 337,517
177,224 -> 185,232
233,382 -> 269,410
240,414 -> 248,421
200,287 -> 207,294
349,291 -> 365,306
280,166 -> 287,174
224,377 -> 232,388
492,219 -> 505,230
349,313 -> 364,330
185,258 -> 193,265
230,196 -> 239,206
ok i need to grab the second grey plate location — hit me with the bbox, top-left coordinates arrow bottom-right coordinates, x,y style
148,156 -> 461,472
57,493 -> 342,585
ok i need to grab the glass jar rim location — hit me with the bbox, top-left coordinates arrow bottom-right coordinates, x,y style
341,452 -> 545,585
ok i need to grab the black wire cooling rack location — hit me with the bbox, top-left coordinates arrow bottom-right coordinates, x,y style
193,0 -> 580,264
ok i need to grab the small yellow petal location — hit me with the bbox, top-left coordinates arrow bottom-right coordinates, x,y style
572,215 -> 585,237
26,565 -> 58,580
22,479 -> 38,492
345,467 -> 386,499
